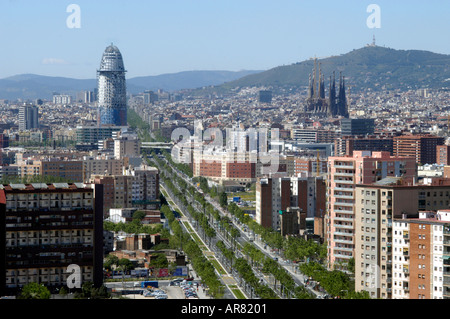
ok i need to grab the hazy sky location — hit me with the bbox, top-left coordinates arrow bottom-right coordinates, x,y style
0,0 -> 449,79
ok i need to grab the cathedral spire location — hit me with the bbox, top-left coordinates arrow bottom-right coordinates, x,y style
329,72 -> 336,116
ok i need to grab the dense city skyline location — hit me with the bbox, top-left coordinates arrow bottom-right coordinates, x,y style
0,1 -> 450,79
3,0 -> 450,305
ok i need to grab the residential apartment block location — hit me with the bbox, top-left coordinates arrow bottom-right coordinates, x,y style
393,134 -> 444,165
392,211 -> 450,299
327,151 -> 417,268
0,182 -> 104,296
256,175 -> 326,235
354,178 -> 450,299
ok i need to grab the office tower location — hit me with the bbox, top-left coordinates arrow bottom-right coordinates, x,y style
97,44 -> 127,126
76,126 -> 122,150
327,151 -> 417,269
393,134 -> 444,165
340,118 -> 375,136
18,104 -> 39,131
0,183 -> 104,296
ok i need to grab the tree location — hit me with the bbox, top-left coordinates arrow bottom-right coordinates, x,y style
132,210 -> 147,221
219,191 -> 228,208
118,258 -> 135,271
347,257 -> 355,274
149,253 -> 168,269
18,283 -> 51,299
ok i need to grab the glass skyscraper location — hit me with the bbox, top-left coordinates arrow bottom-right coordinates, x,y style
97,44 -> 127,126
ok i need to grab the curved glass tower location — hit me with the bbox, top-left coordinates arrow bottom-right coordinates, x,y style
97,44 -> 127,126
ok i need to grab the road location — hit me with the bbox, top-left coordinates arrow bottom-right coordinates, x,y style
151,153 -> 328,299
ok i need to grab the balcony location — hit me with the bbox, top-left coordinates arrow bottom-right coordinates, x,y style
333,238 -> 353,244
334,216 -> 354,222
334,194 -> 354,200
334,163 -> 354,169
333,231 -> 354,237
334,172 -> 354,177
334,179 -> 354,184
334,187 -> 354,192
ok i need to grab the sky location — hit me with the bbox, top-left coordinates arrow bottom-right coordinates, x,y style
0,0 -> 449,79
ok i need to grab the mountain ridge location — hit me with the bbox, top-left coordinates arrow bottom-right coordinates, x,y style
200,46 -> 450,94
0,70 -> 263,100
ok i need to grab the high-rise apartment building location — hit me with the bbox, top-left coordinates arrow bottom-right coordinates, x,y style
327,151 -> 417,268
256,176 -> 326,234
114,134 -> 140,160
393,134 -> 444,165
91,165 -> 160,216
18,104 -> 39,131
354,178 -> 450,299
392,211 -> 450,299
293,157 -> 328,176
0,183 -> 104,296
354,179 -> 419,299
97,44 -> 127,127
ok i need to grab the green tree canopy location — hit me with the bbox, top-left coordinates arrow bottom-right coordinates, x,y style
18,283 -> 51,299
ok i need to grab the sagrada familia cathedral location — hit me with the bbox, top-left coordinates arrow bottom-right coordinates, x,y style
304,59 -> 348,118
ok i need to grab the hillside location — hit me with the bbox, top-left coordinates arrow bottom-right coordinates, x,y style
203,46 -> 450,94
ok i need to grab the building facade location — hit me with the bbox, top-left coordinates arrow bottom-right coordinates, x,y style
97,44 -> 127,127
393,134 -> 444,165
0,182 -> 104,295
327,151 -> 417,268
18,104 -> 39,131
391,211 -> 450,299
256,176 -> 326,234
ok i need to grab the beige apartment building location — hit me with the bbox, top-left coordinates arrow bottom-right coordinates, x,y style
327,151 -> 417,269
354,178 -> 450,299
